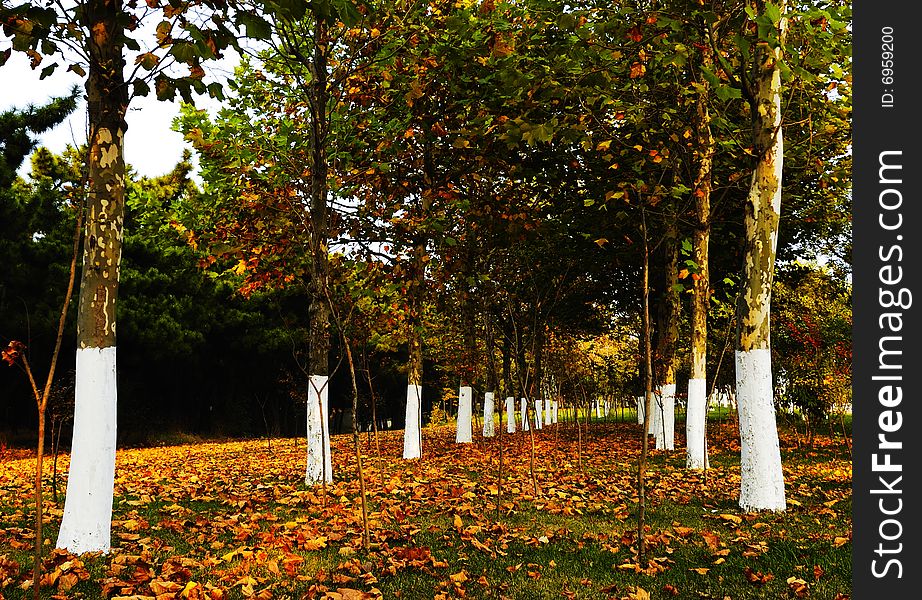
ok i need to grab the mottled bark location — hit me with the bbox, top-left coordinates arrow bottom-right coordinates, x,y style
58,0 -> 126,556
738,7 -> 785,352
76,0 -> 128,350
736,0 -> 787,512
690,64 -> 713,383
687,46 -> 714,470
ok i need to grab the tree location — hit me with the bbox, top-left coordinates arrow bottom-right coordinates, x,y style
733,0 -> 788,512
1,0 -> 252,553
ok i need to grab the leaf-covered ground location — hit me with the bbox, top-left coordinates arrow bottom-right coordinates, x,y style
0,418 -> 851,599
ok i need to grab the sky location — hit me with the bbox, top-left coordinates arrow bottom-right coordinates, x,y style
1,50 -> 228,180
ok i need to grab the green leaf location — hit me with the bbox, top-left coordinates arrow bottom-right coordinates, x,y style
764,2 -> 782,25
155,75 -> 176,101
133,79 -> 151,97
236,12 -> 272,40
331,0 -> 362,27
39,62 -> 57,80
169,41 -> 197,63
207,82 -> 225,101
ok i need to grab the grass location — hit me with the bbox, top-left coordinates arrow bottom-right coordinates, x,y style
0,416 -> 852,599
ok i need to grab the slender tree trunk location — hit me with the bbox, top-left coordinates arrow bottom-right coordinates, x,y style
736,1 -> 788,512
687,45 -> 715,470
638,210 -> 654,568
58,0 -> 126,555
363,356 -> 384,476
344,340 -> 370,549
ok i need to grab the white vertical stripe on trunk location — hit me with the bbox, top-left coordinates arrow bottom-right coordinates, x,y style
654,384 -> 676,450
306,375 -> 332,484
636,396 -> 645,425
57,346 -> 118,554
736,349 -> 786,511
520,398 -> 530,431
403,384 -> 422,459
535,398 -> 543,429
456,386 -> 473,443
505,397 -> 515,433
685,378 -> 709,469
651,393 -> 662,445
483,392 -> 495,437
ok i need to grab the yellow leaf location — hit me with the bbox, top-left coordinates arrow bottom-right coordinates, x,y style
596,140 -> 612,151
718,513 -> 742,525
629,586 -> 650,600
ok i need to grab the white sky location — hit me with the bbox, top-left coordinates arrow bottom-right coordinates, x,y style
1,51 -> 229,180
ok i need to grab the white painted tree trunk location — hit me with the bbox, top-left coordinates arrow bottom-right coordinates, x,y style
520,398 -> 530,431
551,400 -> 558,424
483,392 -> 495,437
305,375 -> 332,484
636,396 -> 645,424
595,399 -> 602,419
736,350 -> 786,510
456,386 -> 473,443
403,384 -> 422,459
686,378 -> 709,469
505,397 -> 515,433
651,394 -> 662,444
57,347 -> 118,554
654,384 -> 676,450
535,398 -> 543,429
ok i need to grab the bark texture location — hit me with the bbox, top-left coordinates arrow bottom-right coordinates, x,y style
687,46 -> 714,470
58,0 -> 127,555
735,1 -> 787,511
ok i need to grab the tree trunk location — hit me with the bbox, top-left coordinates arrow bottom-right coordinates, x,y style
344,340 -> 370,549
456,385 -> 473,443
736,1 -> 787,512
687,46 -> 714,470
654,217 -> 680,450
403,328 -> 423,458
305,19 -> 332,486
637,211 -> 654,567
57,0 -> 127,555
483,313 -> 497,437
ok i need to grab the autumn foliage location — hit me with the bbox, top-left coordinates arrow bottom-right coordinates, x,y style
1,420 -> 851,599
